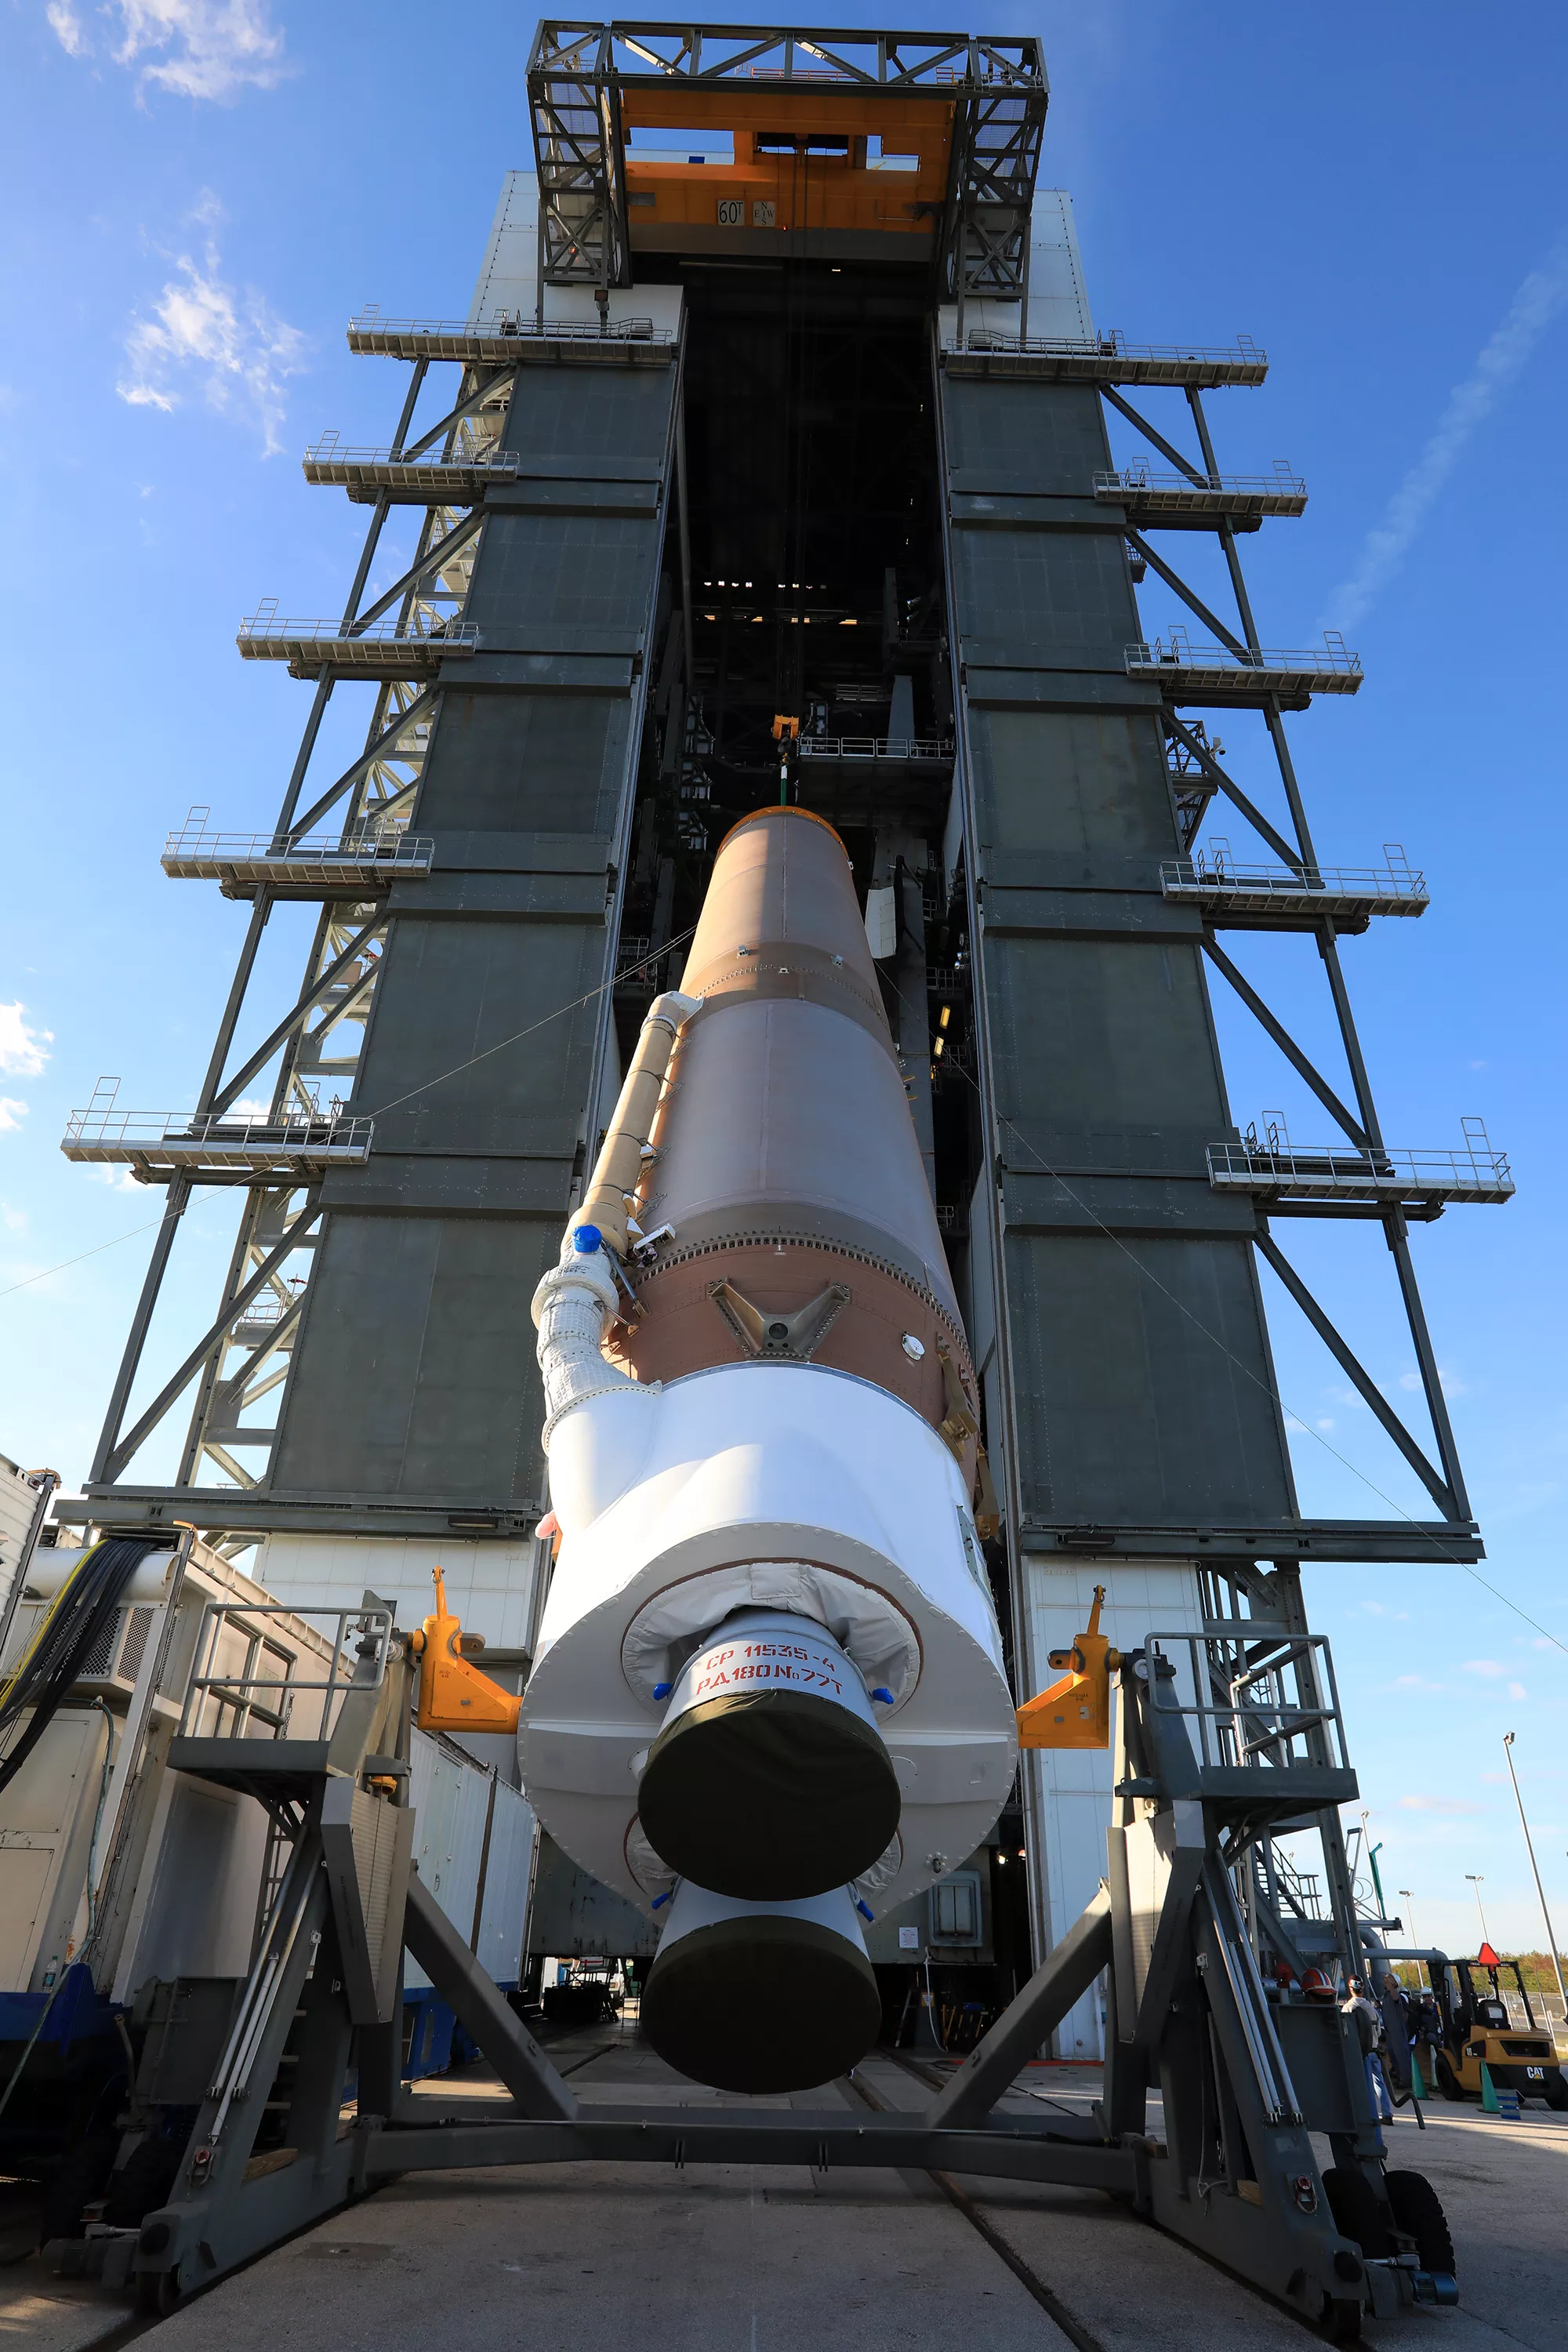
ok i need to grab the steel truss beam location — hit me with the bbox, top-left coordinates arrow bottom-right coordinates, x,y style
209,918 -> 385,1120
1099,374 -> 1483,1541
95,1194 -> 323,1484
82,345 -> 502,1519
527,20 -> 1046,303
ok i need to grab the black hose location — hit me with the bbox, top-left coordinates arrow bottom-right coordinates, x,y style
0,1537 -> 167,1797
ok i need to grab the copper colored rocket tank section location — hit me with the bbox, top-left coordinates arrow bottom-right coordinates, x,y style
621,807 -> 981,1483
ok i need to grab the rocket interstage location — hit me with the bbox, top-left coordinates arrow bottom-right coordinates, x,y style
523,807 -> 1015,2091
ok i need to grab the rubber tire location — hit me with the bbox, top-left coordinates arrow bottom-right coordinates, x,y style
1383,2170 -> 1456,2277
1321,2165 -> 1396,2260
1541,2071 -> 1568,2111
102,2138 -> 183,2230
1326,2298 -> 1363,2343
1434,2051 -> 1467,2102
137,2267 -> 183,2318
38,2135 -> 117,2246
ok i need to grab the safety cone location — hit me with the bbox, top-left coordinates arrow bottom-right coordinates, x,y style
1479,2060 -> 1500,2114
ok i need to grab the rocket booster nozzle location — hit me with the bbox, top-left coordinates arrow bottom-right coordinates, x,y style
637,1610 -> 899,1901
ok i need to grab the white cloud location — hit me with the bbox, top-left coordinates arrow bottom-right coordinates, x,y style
0,1004 -> 52,1080
1399,1795 -> 1483,1814
1358,1599 -> 1410,1621
118,243 -> 306,455
1324,230 -> 1568,629
1462,1658 -> 1507,1679
56,2 -> 292,103
0,1101 -> 28,1134
0,1203 -> 26,1232
1392,1673 -> 1446,1693
1399,1366 -> 1467,1397
1508,1682 -> 1528,1702
46,2 -> 90,56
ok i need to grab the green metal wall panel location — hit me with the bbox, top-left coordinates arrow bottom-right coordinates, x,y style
938,363 -> 1294,1544
270,353 -> 679,1512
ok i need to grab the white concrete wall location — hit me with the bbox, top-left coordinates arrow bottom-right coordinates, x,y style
468,166 -> 683,337
252,1532 -> 542,1655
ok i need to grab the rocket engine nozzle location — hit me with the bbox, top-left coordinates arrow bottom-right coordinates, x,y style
640,1878 -> 881,2094
637,1609 -> 900,1901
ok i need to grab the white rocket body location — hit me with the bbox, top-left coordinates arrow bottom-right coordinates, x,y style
519,808 -> 1017,2088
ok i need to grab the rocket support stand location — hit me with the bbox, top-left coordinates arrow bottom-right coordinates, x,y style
132,1638 -> 1441,2337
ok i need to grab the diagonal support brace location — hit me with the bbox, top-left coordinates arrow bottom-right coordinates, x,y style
402,1873 -> 578,2120
1254,1232 -> 1457,1514
927,1885 -> 1112,2128
1202,941 -> 1370,1149
1164,714 -> 1304,872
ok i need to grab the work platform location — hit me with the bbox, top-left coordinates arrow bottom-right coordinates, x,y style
942,332 -> 1269,386
1162,854 -> 1429,929
1095,464 -> 1307,526
1208,1137 -> 1515,1210
1128,636 -> 1363,706
237,610 -> 477,680
346,310 -> 674,365
302,436 -> 520,503
61,1102 -> 372,1181
162,824 -> 434,898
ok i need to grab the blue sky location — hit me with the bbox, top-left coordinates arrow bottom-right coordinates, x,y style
0,0 -> 1564,1964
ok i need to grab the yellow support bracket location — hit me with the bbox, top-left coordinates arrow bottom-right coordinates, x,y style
409,1567 -> 521,1736
1016,1584 -> 1121,1751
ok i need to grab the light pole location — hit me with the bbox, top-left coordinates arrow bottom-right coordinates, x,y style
1399,1889 -> 1418,1950
1465,1875 -> 1490,1947
1503,1732 -> 1567,2009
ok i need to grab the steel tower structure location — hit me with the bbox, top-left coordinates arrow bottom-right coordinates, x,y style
61,19 -> 1510,1990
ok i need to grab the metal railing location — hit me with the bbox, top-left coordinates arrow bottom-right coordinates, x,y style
1208,1125 -> 1514,1205
238,606 -> 478,654
798,735 -> 954,761
303,434 -> 517,472
180,1600 -> 392,1743
1095,461 -> 1305,507
162,824 -> 434,872
1147,1624 -> 1351,1774
944,328 -> 1266,371
63,1103 -> 373,1158
1161,851 -> 1428,910
1128,631 -> 1362,684
347,307 -> 671,345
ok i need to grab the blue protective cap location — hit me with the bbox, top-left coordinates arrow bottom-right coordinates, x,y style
572,1224 -> 602,1253
870,1686 -> 895,1704
652,1890 -> 671,1910
856,1900 -> 874,1921
652,1681 -> 672,1701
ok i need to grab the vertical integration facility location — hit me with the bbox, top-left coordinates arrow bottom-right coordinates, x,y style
61,21 -> 1511,2042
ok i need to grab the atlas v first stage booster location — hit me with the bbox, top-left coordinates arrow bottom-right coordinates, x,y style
523,806 -> 1016,2091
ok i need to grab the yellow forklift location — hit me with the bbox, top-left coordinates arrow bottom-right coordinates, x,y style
1420,1947 -> 1566,2109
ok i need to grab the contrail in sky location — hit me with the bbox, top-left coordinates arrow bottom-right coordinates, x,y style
1323,230 -> 1568,630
